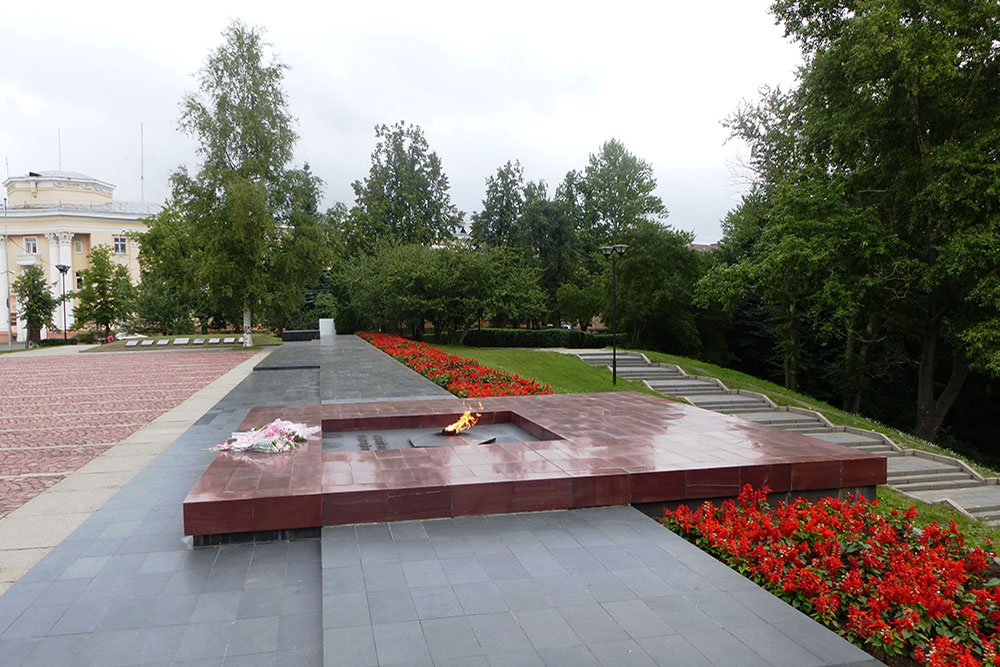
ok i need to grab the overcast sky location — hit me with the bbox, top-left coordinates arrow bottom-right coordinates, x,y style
0,1 -> 802,242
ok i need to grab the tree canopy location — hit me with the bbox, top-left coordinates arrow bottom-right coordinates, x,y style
346,122 -> 460,253
11,265 -> 58,342
74,245 -> 134,338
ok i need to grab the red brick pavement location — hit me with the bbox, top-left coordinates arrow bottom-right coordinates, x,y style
0,350 -> 256,517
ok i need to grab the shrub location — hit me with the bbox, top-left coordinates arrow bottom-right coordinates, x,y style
461,327 -> 614,349
74,331 -> 100,344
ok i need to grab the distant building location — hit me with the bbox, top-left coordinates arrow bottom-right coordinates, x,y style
690,242 -> 718,253
1,171 -> 160,342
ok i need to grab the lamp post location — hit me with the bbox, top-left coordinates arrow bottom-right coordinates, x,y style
55,264 -> 70,340
598,243 -> 629,385
3,197 -> 10,351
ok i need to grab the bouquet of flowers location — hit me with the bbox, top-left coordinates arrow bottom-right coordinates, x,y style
216,419 -> 320,453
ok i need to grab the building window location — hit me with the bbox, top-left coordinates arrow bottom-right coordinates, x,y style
113,236 -> 127,254
74,238 -> 83,253
76,274 -> 83,290
24,236 -> 37,254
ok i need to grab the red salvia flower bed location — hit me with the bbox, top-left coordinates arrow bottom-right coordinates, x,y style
359,332 -> 553,398
664,485 -> 1000,666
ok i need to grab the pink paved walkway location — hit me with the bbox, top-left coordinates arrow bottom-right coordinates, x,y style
0,349 -> 256,516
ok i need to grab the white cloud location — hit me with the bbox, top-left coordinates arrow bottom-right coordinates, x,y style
0,0 -> 801,242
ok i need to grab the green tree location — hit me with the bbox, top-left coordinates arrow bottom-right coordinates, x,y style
471,161 -> 525,247
75,245 -> 134,338
556,282 -> 602,331
135,205 -> 200,334
707,0 -> 1000,441
617,222 -> 705,355
580,139 -> 667,245
347,122 -> 459,253
11,265 -> 58,343
163,20 -> 327,346
518,198 -> 577,320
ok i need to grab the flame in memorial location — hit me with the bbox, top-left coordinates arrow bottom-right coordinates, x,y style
443,402 -> 484,435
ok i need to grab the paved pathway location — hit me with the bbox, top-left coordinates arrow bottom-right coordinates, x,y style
0,348 -> 258,518
0,336 -> 880,665
574,350 -> 1000,526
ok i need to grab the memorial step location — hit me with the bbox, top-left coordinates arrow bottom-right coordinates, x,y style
887,471 -> 972,485
893,478 -> 982,492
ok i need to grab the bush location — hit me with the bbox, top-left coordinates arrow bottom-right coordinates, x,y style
74,331 -> 100,344
37,338 -> 78,347
461,327 -> 614,349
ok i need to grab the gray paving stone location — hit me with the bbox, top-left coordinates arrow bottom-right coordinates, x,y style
645,595 -> 721,633
228,616 -> 280,655
637,634 -> 713,667
440,557 -> 490,584
512,549 -> 569,578
574,571 -> 637,603
323,592 -> 369,629
324,625 -> 377,666
367,588 -> 417,624
486,650 -> 545,666
470,611 -> 534,653
558,603 -> 629,645
2,604 -> 67,639
454,581 -> 507,615
191,590 -> 242,622
514,608 -> 579,650
174,620 -> 232,660
728,623 -> 827,666
422,616 -> 484,660
685,628 -> 772,667
588,639 -> 658,667
373,620 -> 431,665
362,562 -> 407,591
402,559 -> 448,587
411,584 -> 464,619
602,599 -> 673,639
493,579 -> 551,611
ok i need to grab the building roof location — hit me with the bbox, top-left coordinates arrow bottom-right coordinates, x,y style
6,199 -> 161,216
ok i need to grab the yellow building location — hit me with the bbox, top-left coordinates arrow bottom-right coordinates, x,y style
1,171 -> 159,343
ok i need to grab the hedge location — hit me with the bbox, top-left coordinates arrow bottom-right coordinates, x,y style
460,327 -> 615,348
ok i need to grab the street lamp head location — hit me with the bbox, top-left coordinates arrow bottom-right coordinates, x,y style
598,246 -> 613,259
612,244 -> 629,257
55,264 -> 70,274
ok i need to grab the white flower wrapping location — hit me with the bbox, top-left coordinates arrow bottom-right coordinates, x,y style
216,418 -> 321,453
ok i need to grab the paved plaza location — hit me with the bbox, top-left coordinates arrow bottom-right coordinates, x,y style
0,338 -> 882,665
0,348 -> 257,516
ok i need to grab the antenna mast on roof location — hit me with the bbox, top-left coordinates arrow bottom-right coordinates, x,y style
58,128 -> 62,170
140,123 -> 145,204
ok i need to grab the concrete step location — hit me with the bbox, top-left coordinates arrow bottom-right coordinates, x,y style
887,471 -> 972,485
851,443 -> 897,454
775,423 -> 831,432
892,478 -> 982,492
972,510 -> 1000,522
887,458 -> 962,476
809,432 -> 884,447
648,384 -> 726,395
721,404 -> 783,414
617,370 -> 685,380
733,411 -> 822,425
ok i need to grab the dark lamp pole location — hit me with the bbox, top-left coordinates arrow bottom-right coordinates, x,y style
55,264 -> 70,340
598,243 -> 629,385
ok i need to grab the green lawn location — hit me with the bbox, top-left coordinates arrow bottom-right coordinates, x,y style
434,345 -> 660,396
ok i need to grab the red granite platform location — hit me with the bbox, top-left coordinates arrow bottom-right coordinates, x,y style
183,392 -> 886,536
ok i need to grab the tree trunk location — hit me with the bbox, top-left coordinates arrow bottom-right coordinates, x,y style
782,307 -> 798,392
914,333 -> 969,442
242,306 -> 253,348
457,322 -> 472,346
842,316 -> 875,414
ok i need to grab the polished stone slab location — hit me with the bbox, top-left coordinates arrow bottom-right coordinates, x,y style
184,392 -> 886,536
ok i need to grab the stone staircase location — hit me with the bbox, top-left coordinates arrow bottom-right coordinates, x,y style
575,350 -> 1000,527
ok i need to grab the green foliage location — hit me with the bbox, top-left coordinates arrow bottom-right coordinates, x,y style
578,139 -> 667,245
471,160 -> 526,247
346,122 -> 459,253
617,222 -> 704,355
332,244 -> 547,341
460,327 -> 613,349
11,265 -> 58,340
142,21 -> 331,340
74,245 -> 134,337
556,282 -> 602,331
703,0 -> 1000,440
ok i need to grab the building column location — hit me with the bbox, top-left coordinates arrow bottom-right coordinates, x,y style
46,233 -> 61,339
57,233 -> 75,330
0,235 -> 10,345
